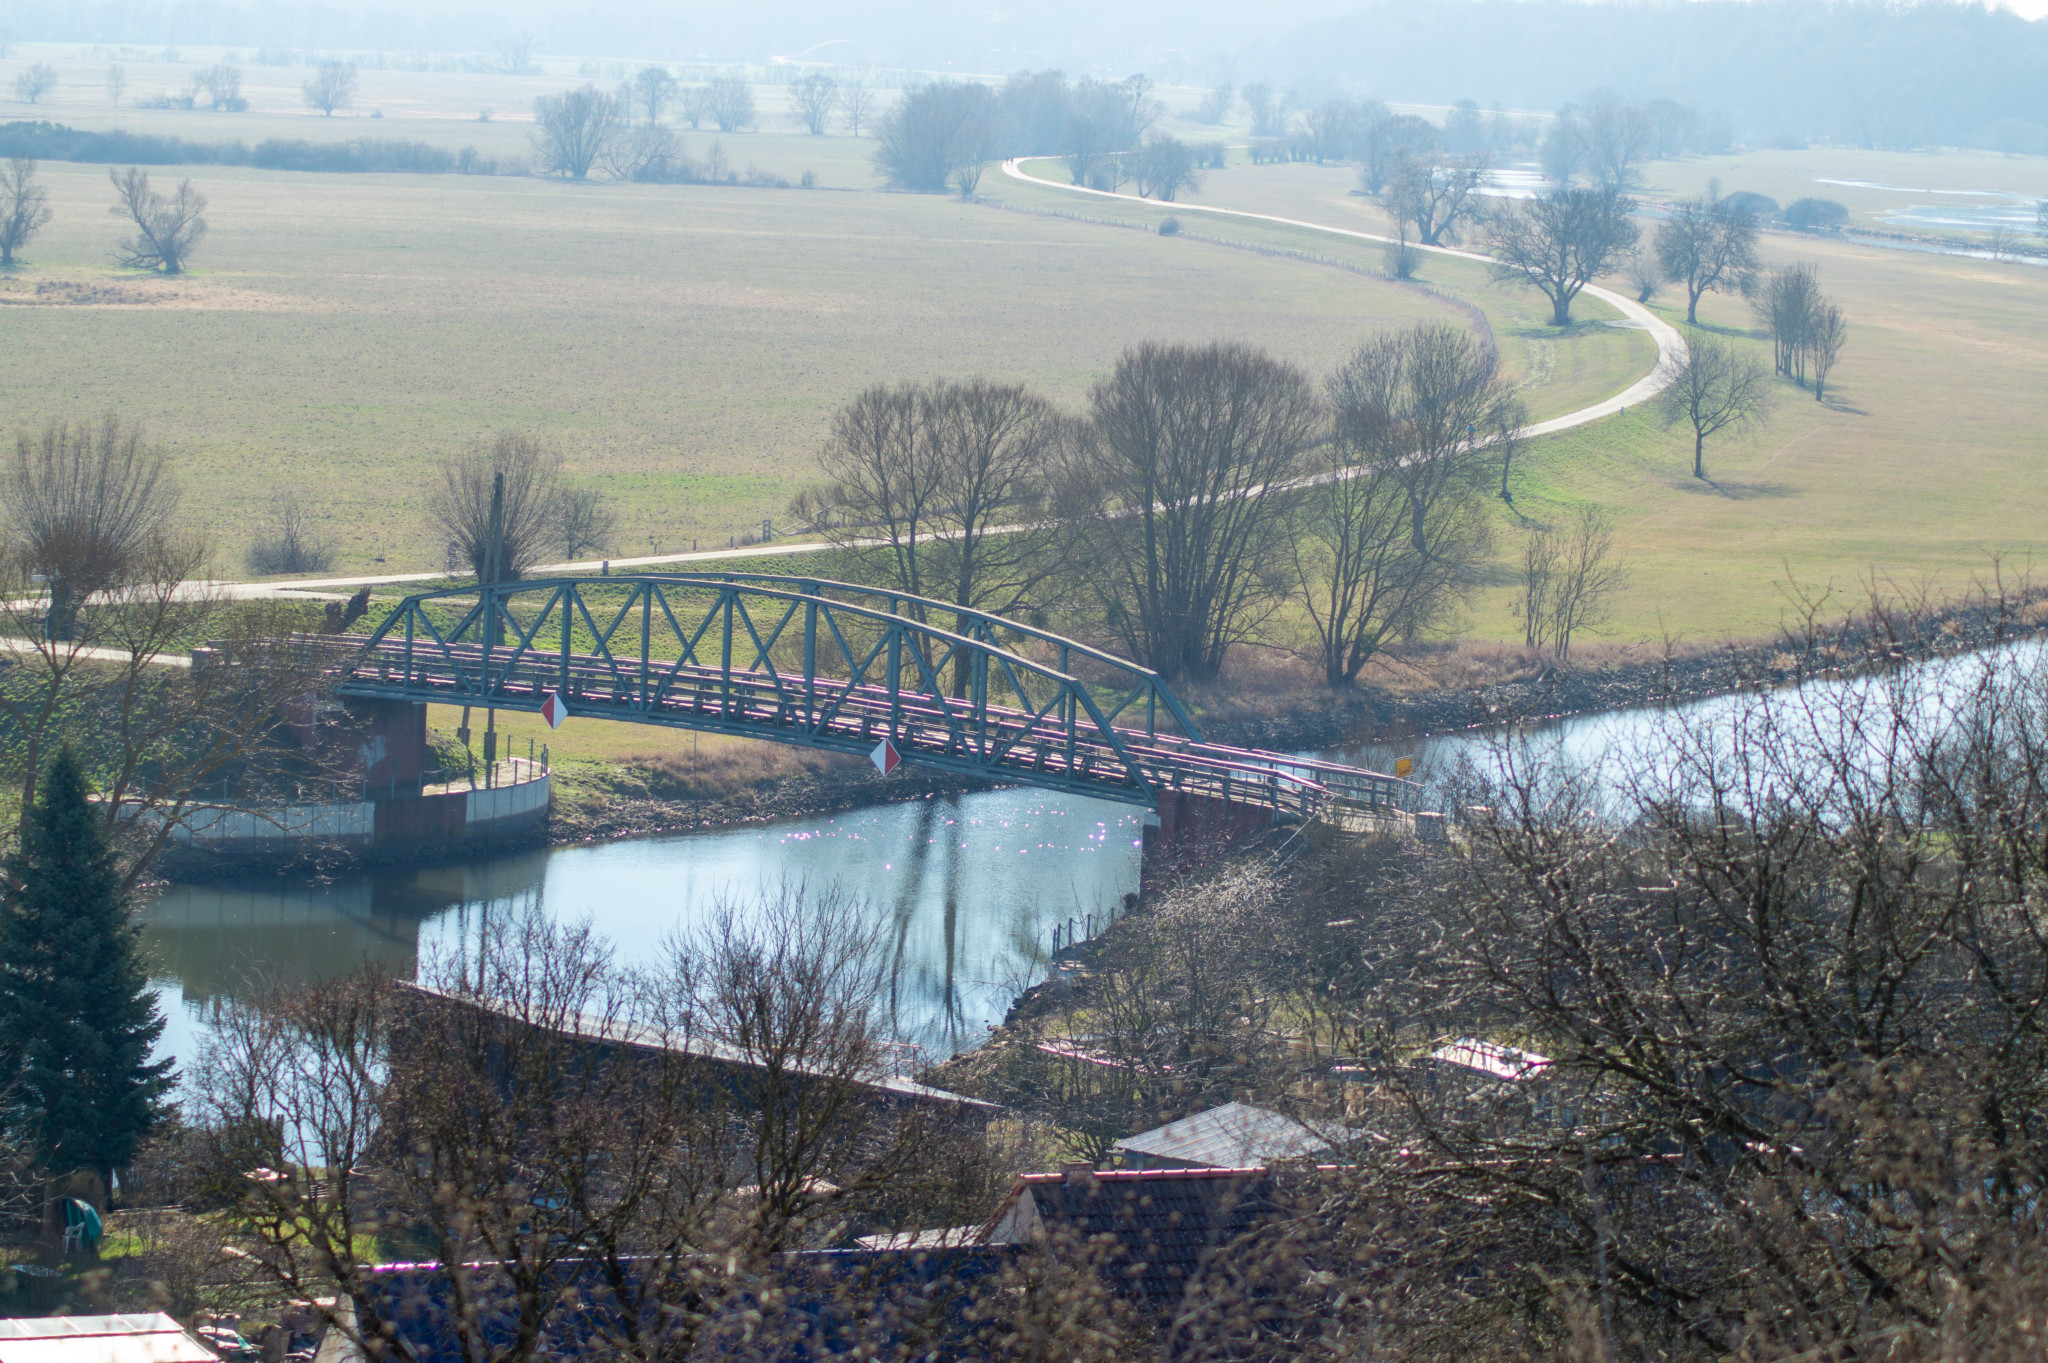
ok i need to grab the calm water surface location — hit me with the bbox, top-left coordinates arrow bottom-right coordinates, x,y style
146,640 -> 2044,1083
142,791 -> 1147,1078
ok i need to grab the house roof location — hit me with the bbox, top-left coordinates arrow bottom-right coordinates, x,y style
980,1167 -> 1296,1310
1112,1101 -> 1329,1167
1429,1038 -> 1551,1082
0,1314 -> 217,1363
318,1249 -> 1019,1362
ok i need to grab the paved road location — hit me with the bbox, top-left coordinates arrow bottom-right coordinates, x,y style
213,166 -> 1684,605
999,157 -> 1685,440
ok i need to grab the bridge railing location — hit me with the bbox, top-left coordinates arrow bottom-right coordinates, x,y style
305,575 -> 1412,820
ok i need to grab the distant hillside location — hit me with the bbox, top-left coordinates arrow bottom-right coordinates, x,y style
1269,0 -> 2048,149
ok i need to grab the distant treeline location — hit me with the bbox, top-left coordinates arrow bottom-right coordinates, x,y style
1271,0 -> 2048,150
0,120 -> 465,172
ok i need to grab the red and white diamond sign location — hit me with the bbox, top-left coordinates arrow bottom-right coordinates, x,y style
540,690 -> 568,729
870,737 -> 902,776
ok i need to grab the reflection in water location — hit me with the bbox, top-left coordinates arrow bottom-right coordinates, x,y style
141,791 -> 1147,1085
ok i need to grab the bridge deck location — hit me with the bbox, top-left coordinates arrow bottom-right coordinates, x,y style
306,573 -> 1418,822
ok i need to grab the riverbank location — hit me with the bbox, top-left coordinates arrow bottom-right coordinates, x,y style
530,583 -> 2048,847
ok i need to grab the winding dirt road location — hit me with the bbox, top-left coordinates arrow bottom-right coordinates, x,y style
215,167 -> 1684,604
999,157 -> 1684,439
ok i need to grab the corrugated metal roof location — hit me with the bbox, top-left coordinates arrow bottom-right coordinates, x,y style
0,1313 -> 217,1363
1430,1038 -> 1551,1081
1112,1102 -> 1328,1168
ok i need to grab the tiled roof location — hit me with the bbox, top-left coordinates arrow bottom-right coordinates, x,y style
321,1249 -> 1017,1362
984,1167 -> 1294,1310
1113,1101 -> 1329,1168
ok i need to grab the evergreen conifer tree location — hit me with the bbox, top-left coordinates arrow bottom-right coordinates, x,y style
0,748 -> 170,1208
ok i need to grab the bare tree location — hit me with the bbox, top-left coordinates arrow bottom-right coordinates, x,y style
632,64 -> 675,124
193,62 -> 240,109
191,971 -> 409,1362
1132,135 -> 1201,201
1315,593 -> 2048,1357
12,63 -> 56,104
300,59 -> 355,116
1294,325 -> 1512,682
1807,300 -> 1847,400
107,167 -> 206,275
798,379 -> 1067,689
1291,439 -> 1484,688
1487,186 -> 1639,326
1621,247 -> 1663,303
243,493 -> 336,575
0,157 -> 52,266
1240,83 -> 1283,137
600,124 -> 681,182
1383,152 -> 1490,246
1515,506 -> 1625,659
1657,330 -> 1775,479
873,82 -> 995,193
1752,261 -> 1822,381
4,417 -> 176,642
1577,90 -> 1653,187
0,418 -> 336,878
428,434 -> 567,582
531,84 -> 618,180
204,887 -> 940,1363
1655,194 -> 1760,324
678,83 -> 708,129
838,77 -> 877,136
1195,83 -> 1234,124
1357,110 -> 1430,195
705,74 -> 755,132
1752,263 -> 1848,399
104,63 -> 126,106
788,71 -> 837,135
555,485 -> 617,559
1334,324 -> 1516,556
1066,342 -> 1320,681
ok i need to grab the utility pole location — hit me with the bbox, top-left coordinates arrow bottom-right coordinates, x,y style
482,471 -> 505,787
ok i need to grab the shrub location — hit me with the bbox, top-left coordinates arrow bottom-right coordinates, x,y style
1721,190 -> 1779,218
244,496 -> 336,576
1784,197 -> 1849,231
1159,216 -> 1181,236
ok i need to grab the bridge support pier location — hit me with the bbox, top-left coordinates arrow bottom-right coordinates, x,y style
1139,791 -> 1283,897
345,698 -> 428,797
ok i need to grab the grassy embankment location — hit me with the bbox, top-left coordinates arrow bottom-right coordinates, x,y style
997,153 -> 2048,646
0,73 -> 1463,577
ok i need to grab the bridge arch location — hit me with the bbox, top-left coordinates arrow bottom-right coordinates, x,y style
320,573 -> 1412,823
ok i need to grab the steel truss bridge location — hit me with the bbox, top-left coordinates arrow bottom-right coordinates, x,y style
313,573 -> 1415,823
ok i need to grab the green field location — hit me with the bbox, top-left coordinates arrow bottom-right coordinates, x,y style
1140,154 -> 2048,643
3,45 -> 2044,649
0,159 -> 1492,574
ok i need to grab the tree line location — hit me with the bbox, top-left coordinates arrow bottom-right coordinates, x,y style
873,72 -> 1207,200
789,325 -> 1633,688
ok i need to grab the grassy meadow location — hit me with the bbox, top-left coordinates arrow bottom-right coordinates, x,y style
1139,153 -> 2048,644
0,77 -> 1483,575
3,44 -> 2045,655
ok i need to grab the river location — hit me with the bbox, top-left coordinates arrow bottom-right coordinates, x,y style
143,638 -> 2044,1082
143,792 -> 1150,1078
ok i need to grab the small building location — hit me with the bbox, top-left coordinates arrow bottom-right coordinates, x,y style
0,1313 -> 218,1363
980,1165 -> 1305,1320
1112,1101 -> 1330,1170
